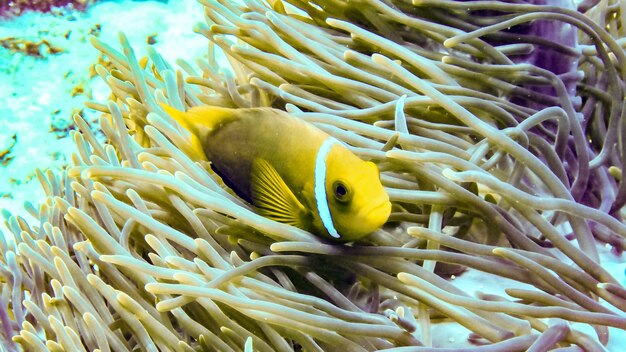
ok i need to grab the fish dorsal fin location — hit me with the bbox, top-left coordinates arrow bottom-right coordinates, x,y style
184,105 -> 238,131
161,104 -> 237,133
251,158 -> 308,229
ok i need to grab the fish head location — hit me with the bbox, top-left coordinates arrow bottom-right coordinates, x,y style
324,145 -> 391,241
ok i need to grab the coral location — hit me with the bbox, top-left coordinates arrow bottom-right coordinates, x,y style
50,110 -> 77,138
0,0 -> 94,16
1,0 -> 626,351
0,36 -> 65,58
0,130 -> 16,164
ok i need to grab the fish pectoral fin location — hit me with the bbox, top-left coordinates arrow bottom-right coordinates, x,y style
251,158 -> 308,229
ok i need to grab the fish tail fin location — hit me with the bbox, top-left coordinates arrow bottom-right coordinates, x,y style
161,104 -> 239,161
160,103 -> 213,161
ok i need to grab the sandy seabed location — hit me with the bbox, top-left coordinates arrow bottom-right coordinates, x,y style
0,0 -> 205,234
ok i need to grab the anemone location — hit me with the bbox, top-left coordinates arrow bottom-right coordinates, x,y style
1,0 -> 626,351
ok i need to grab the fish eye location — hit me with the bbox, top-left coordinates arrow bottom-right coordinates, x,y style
332,180 -> 352,203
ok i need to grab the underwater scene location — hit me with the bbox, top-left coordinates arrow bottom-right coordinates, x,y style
1,0 -> 626,350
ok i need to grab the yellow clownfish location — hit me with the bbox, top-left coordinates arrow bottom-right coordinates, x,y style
162,104 -> 391,242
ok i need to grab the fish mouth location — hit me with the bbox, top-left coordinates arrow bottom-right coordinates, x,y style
366,200 -> 392,225
339,199 -> 391,241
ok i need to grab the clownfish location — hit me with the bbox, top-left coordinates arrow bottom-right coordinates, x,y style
162,104 -> 391,242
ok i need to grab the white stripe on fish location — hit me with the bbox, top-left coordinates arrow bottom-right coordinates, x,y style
314,137 -> 340,238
